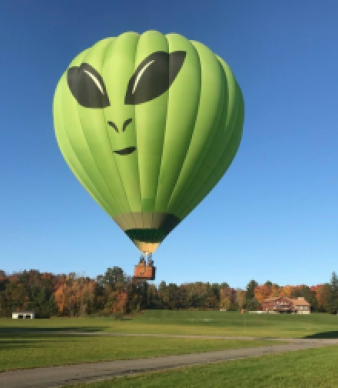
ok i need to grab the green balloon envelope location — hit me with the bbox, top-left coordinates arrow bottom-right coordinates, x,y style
53,31 -> 244,254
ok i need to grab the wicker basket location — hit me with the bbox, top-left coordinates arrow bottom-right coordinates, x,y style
133,264 -> 156,280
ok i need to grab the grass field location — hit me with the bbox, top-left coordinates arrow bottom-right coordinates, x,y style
1,311 -> 338,385
1,310 -> 338,338
0,333 -> 279,372
68,345 -> 338,388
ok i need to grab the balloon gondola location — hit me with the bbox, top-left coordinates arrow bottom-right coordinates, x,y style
53,31 -> 244,280
133,253 -> 156,281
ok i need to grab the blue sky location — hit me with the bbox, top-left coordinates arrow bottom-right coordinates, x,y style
1,1 -> 337,288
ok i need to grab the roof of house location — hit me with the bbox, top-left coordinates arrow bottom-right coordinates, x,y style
290,298 -> 310,306
262,297 -> 280,302
12,311 -> 35,314
262,296 -> 310,306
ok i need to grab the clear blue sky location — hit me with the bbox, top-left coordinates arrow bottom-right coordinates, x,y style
1,1 -> 337,288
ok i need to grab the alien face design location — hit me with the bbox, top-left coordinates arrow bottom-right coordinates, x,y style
67,51 -> 186,156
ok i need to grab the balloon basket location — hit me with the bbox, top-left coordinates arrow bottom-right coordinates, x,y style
133,264 -> 156,281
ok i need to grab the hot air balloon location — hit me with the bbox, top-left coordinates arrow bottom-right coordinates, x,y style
53,31 -> 244,280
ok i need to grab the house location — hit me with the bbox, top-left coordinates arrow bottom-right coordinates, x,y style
260,296 -> 311,314
291,297 -> 311,314
12,311 -> 35,319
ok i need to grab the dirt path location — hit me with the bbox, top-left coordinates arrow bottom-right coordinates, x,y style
1,336 -> 337,388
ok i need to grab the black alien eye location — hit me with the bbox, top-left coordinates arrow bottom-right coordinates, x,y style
67,63 -> 110,108
125,51 -> 186,105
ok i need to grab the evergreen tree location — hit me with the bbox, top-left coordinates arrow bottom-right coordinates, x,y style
246,280 -> 259,310
326,272 -> 338,314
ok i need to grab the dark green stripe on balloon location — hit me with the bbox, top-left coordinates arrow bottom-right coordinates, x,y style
126,229 -> 168,243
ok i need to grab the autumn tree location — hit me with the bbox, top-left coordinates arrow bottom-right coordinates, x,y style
219,288 -> 235,310
113,291 -> 128,315
54,275 -> 68,315
270,284 -> 280,297
254,284 -> 272,304
280,285 -> 294,298
313,284 -> 329,312
236,289 -> 246,310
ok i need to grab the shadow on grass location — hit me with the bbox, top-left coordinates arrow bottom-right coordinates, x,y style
0,326 -> 108,334
304,331 -> 338,339
0,339 -> 40,349
0,339 -> 67,350
0,333 -> 99,350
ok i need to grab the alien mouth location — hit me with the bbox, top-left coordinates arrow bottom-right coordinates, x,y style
114,146 -> 137,155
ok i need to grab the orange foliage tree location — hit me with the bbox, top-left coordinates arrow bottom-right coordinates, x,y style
54,275 -> 67,314
270,284 -> 280,297
254,284 -> 272,304
279,285 -> 294,298
113,291 -> 128,314
315,284 -> 330,311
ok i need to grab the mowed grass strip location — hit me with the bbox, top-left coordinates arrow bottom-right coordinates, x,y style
1,311 -> 338,338
68,345 -> 338,388
0,333 -> 281,372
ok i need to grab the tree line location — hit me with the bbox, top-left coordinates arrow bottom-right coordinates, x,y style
0,268 -> 337,318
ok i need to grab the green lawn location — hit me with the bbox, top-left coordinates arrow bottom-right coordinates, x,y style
1,310 -> 338,338
1,311 -> 337,383
68,345 -> 338,388
0,333 -> 281,372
